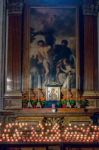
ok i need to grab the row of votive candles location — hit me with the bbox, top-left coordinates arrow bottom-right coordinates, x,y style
0,122 -> 99,143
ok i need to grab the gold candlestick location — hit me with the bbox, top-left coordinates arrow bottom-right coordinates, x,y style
28,75 -> 32,108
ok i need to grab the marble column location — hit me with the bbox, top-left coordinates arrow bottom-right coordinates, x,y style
83,0 -> 99,108
83,0 -> 98,91
0,0 -> 5,109
98,12 -> 99,90
97,12 -> 99,107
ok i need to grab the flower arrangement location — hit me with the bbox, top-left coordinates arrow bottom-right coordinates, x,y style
22,90 -> 89,109
61,96 -> 67,108
22,91 -> 46,108
78,98 -> 89,108
60,95 -> 89,108
30,96 -> 38,108
39,96 -> 46,107
22,92 -> 29,108
22,91 -> 38,108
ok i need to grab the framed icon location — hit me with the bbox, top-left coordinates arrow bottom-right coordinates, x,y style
46,84 -> 61,101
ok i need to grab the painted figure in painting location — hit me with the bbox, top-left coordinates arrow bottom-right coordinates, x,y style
53,40 -> 75,66
30,55 -> 40,88
48,88 -> 58,100
37,40 -> 51,86
61,58 -> 75,88
61,40 -> 75,66
30,7 -> 77,89
54,39 -> 76,87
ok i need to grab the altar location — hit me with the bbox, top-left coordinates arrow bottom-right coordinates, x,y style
0,0 -> 99,149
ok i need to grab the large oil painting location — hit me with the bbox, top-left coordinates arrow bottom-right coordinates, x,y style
30,7 -> 78,89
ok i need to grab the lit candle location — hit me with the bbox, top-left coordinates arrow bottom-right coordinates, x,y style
37,74 -> 41,100
28,75 -> 32,108
67,75 -> 70,89
52,104 -> 56,112
76,89 -> 78,100
29,75 -> 31,101
38,89 -> 39,101
67,89 -> 69,99
52,104 -> 55,109
38,74 -> 41,89
78,76 -> 80,89
29,75 -> 32,89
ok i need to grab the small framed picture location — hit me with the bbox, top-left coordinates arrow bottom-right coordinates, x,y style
46,85 -> 61,101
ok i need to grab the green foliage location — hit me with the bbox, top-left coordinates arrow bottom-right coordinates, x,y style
22,99 -> 29,104
40,100 -> 46,106
56,101 -> 62,108
30,99 -> 37,106
61,100 -> 67,105
69,100 -> 76,105
79,99 -> 89,108
22,97 -> 89,109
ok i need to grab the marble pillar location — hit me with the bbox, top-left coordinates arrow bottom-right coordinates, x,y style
0,0 -> 5,109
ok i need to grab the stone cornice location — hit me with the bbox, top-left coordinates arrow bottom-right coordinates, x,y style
83,0 -> 99,16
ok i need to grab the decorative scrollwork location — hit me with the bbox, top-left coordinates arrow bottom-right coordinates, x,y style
43,117 -> 64,127
7,0 -> 23,14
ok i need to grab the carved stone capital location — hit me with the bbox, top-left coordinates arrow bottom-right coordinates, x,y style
83,0 -> 99,16
7,0 -> 24,14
